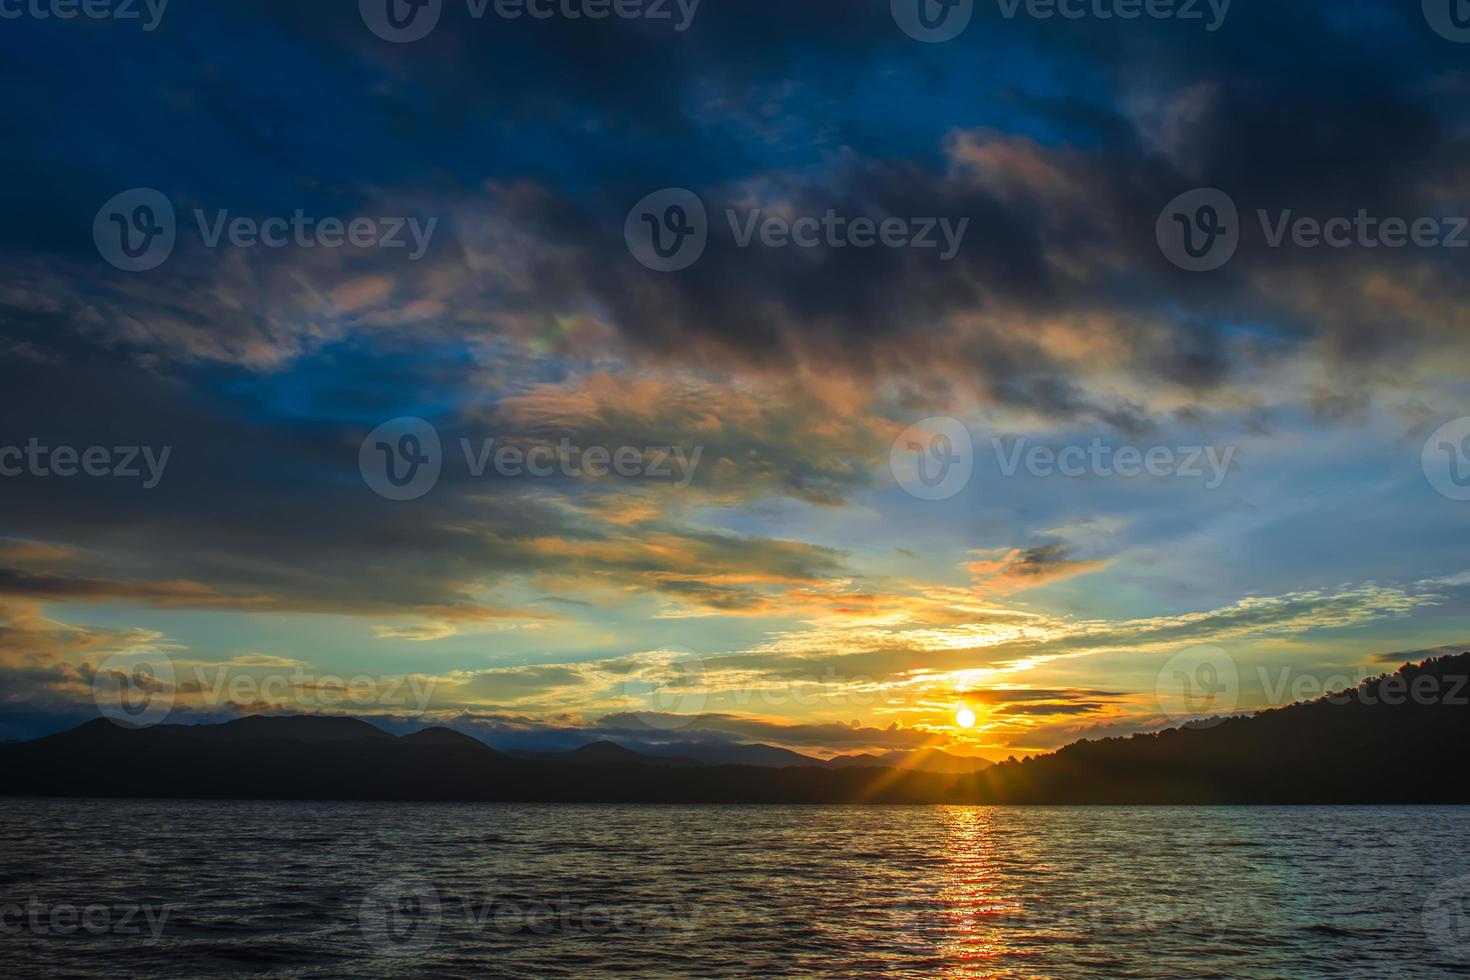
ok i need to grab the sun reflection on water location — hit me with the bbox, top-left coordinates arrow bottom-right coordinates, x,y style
923,807 -> 1031,976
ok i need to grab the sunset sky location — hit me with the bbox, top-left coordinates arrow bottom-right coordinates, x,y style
2,0 -> 1468,758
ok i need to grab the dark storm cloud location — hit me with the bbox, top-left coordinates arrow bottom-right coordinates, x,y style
6,0 -> 1465,407
296,1 -> 1462,414
0,351 -> 850,620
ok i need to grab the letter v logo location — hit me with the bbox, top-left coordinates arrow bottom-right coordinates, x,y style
361,0 -> 441,42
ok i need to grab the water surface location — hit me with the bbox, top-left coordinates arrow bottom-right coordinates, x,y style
2,800 -> 1468,977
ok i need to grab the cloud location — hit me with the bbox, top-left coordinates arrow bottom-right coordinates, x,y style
1368,643 -> 1470,665
487,370 -> 889,505
0,566 -> 552,627
967,544 -> 1110,594
994,702 -> 1110,716
372,623 -> 460,642
0,540 -> 76,566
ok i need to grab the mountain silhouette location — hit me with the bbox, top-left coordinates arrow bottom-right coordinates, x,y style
823,747 -> 992,773
4,653 -> 1465,804
399,726 -> 494,751
509,741 -> 702,767
967,652 -> 1470,804
657,743 -> 823,768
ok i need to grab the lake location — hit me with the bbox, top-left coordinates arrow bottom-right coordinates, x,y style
3,800 -> 1468,977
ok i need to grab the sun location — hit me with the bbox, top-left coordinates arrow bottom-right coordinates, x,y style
955,706 -> 977,729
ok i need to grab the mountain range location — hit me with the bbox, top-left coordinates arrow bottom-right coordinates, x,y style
3,653 -> 1465,804
506,741 -> 991,772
